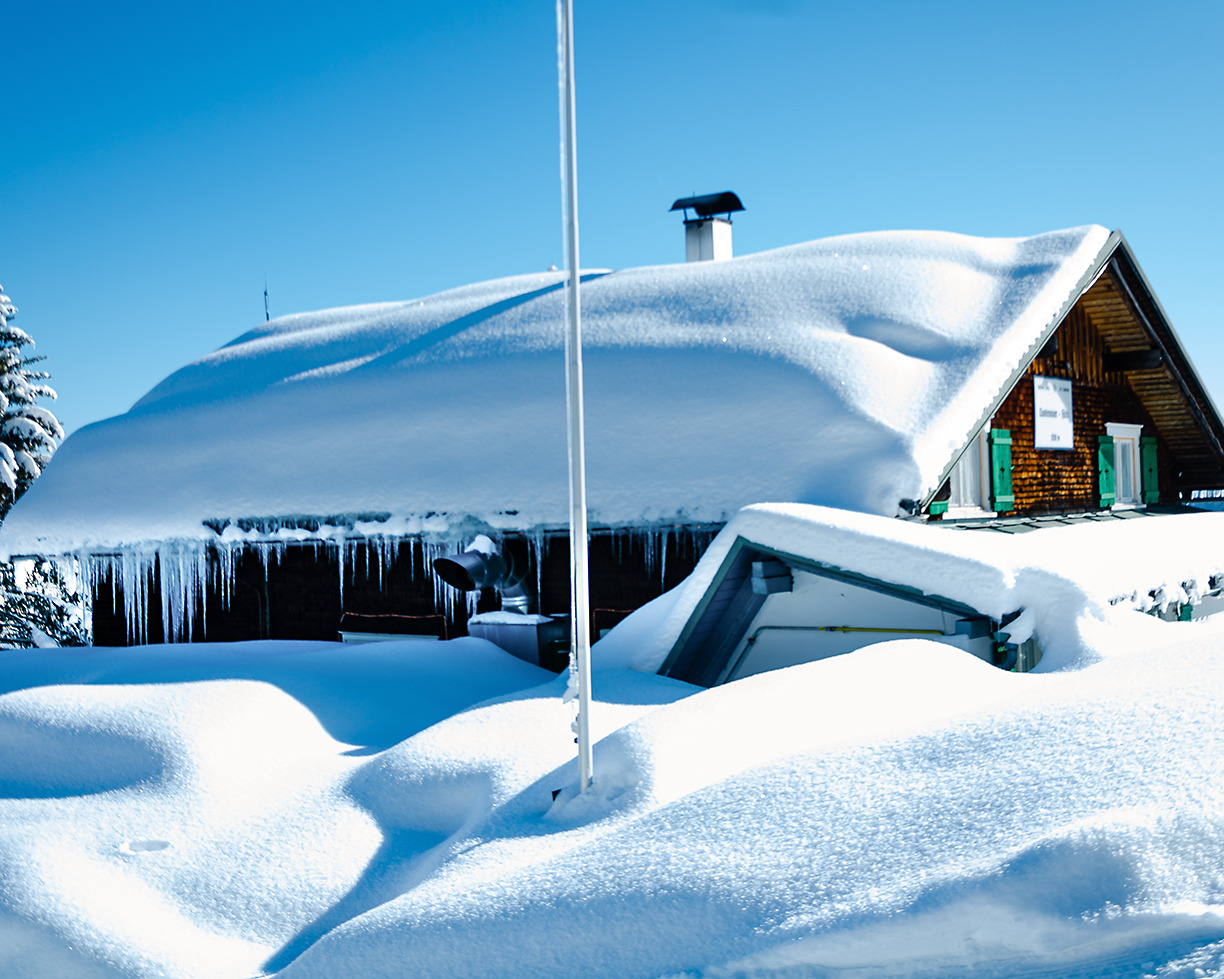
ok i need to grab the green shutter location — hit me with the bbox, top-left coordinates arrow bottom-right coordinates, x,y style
1141,436 -> 1159,504
1098,435 -> 1116,508
928,500 -> 948,515
989,429 -> 1013,512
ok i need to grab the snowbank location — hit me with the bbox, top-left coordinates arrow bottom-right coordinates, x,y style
3,608 -> 1224,977
0,226 -> 1111,558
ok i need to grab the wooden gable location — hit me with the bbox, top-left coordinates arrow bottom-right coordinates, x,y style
928,235 -> 1224,517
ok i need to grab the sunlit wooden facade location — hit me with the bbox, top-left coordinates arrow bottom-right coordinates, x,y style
926,234 -> 1224,519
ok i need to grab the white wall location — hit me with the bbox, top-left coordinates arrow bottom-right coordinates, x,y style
725,569 -> 994,682
685,218 -> 733,262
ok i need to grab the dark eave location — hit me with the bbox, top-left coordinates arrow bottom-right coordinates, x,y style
668,192 -> 745,219
1105,240 -> 1224,480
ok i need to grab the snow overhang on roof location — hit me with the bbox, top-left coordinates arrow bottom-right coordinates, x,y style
0,225 -> 1113,557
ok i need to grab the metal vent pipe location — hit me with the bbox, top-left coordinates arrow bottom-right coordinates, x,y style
432,536 -> 534,613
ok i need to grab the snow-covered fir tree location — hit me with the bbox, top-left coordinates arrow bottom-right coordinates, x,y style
0,284 -> 81,646
0,283 -> 63,518
0,557 -> 87,647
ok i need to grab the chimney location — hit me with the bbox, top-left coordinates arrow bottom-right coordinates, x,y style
669,191 -> 745,262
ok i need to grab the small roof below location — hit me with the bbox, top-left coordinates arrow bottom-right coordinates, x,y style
594,502 -> 1224,677
669,192 -> 744,219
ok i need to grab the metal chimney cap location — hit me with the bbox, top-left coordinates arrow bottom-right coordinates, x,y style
669,191 -> 745,219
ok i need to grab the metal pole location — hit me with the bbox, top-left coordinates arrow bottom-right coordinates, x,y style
558,0 -> 593,791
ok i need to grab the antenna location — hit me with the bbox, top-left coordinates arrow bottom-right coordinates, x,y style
264,276 -> 270,322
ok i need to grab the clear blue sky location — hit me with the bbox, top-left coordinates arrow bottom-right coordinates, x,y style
4,0 -> 1222,433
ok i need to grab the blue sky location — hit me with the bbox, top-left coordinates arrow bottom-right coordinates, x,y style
4,0 -> 1222,433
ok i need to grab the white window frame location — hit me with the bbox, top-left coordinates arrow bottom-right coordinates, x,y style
945,425 -> 996,518
1106,422 -> 1144,507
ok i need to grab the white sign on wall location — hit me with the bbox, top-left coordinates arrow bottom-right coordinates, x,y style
1033,376 -> 1073,449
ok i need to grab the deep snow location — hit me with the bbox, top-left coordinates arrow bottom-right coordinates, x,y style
3,591 -> 1224,977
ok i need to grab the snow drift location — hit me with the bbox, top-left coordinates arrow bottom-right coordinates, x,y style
3,600 -> 1224,977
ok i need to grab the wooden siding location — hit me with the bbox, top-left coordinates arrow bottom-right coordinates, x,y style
938,289 -> 1165,516
90,528 -> 715,646
991,356 -> 1169,515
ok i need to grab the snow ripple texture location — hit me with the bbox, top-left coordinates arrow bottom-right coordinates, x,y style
1,616 -> 1224,978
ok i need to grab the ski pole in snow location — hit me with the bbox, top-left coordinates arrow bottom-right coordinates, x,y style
558,0 -> 593,792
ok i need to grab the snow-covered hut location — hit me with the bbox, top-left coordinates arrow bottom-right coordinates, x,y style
3,225 -> 1222,644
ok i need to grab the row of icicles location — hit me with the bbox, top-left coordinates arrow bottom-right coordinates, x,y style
74,526 -> 719,644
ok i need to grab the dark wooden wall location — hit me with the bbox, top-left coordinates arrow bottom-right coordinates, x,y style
89,527 -> 716,646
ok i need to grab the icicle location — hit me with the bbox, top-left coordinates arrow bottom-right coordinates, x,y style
197,548 -> 207,636
426,539 -> 458,619
119,547 -> 155,645
193,545 -> 208,637
159,547 -> 174,642
379,536 -> 395,587
76,523 -> 627,648
531,529 -> 546,608
337,538 -> 345,606
213,542 -> 237,612
377,536 -> 391,587
159,548 -> 172,642
345,538 -> 361,597
143,542 -> 210,643
405,539 -> 416,581
660,526 -> 669,587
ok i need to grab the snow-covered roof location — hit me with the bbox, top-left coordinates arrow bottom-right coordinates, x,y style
595,502 -> 1224,676
1,226 -> 1113,556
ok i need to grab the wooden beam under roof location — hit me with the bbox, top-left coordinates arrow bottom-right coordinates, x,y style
1078,248 -> 1224,492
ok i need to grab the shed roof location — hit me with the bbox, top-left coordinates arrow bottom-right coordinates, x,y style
594,502 -> 1224,678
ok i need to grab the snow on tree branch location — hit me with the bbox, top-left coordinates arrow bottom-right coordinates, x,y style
0,284 -> 64,519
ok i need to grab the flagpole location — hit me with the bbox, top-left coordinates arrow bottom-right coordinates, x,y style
558,0 -> 593,791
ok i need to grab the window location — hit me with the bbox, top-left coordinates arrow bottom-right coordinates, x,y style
946,426 -> 995,515
1106,423 -> 1143,506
